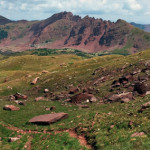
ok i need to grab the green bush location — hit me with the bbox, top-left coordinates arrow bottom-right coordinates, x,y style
0,30 -> 8,40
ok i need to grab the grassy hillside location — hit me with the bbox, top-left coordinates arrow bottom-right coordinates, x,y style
0,50 -> 150,149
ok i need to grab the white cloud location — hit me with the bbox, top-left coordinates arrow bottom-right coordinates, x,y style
0,0 -> 149,24
0,0 -> 5,6
20,3 -> 27,10
126,0 -> 141,10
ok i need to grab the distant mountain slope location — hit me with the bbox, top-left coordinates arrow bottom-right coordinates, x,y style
0,12 -> 150,54
131,22 -> 150,32
0,15 -> 12,25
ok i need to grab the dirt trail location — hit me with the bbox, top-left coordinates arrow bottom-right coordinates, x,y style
24,136 -> 33,150
2,123 -> 92,149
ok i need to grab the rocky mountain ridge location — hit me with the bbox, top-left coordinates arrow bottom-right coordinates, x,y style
0,12 -> 150,53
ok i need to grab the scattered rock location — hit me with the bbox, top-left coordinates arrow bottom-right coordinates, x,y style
142,101 -> 150,109
3,78 -> 8,83
18,101 -> 26,106
121,98 -> 131,103
138,101 -> 150,113
134,82 -> 147,95
29,113 -> 68,124
31,77 -> 39,85
82,87 -> 94,94
69,87 -> 79,94
3,105 -> 20,111
138,76 -> 148,82
45,107 -> 50,111
131,132 -> 146,137
128,120 -> 133,128
44,89 -> 49,93
77,104 -> 89,108
8,137 -> 20,142
9,95 -> 16,101
50,106 -> 56,111
131,70 -> 141,75
108,92 -> 133,103
14,93 -> 28,100
35,97 -> 46,102
42,70 -> 49,74
70,93 -> 97,104
146,91 -> 150,95
60,63 -> 66,67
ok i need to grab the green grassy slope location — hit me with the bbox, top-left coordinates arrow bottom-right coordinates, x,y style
0,50 -> 150,149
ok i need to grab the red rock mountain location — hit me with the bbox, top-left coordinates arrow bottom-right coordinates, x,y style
0,12 -> 150,53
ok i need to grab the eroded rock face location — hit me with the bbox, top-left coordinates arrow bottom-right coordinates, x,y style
3,105 -> 20,111
29,113 -> 68,124
70,93 -> 97,104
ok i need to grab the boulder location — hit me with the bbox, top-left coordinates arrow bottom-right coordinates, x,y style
134,82 -> 147,95
69,87 -> 79,94
3,105 -> 20,111
31,77 -> 39,85
70,93 -> 97,104
138,101 -> 150,113
44,89 -> 49,93
108,92 -> 133,103
119,76 -> 128,84
18,101 -> 26,106
146,91 -> 150,95
35,97 -> 46,102
42,70 -> 49,74
29,113 -> 68,124
77,104 -> 89,108
14,93 -> 28,100
138,76 -> 148,82
50,106 -> 56,111
131,132 -> 146,137
8,137 -> 20,142
142,101 -> 150,109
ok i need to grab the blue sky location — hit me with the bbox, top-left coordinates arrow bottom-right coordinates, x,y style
0,0 -> 150,24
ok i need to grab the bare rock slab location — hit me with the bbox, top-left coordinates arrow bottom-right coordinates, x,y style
3,105 -> 20,111
29,113 -> 68,124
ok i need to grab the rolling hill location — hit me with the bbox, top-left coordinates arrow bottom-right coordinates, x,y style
0,49 -> 150,149
131,22 -> 150,33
